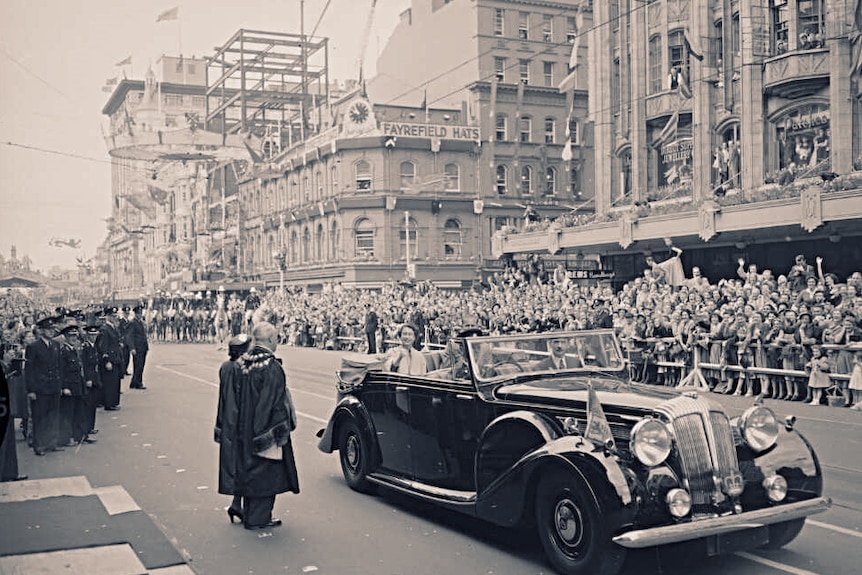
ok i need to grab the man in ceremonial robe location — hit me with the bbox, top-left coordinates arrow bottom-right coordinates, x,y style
231,322 -> 299,529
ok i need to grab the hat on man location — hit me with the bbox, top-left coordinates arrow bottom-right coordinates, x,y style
60,324 -> 80,336
132,304 -> 143,314
36,316 -> 57,329
228,333 -> 251,358
84,324 -> 101,334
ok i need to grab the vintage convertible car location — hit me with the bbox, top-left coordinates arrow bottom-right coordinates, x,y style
317,329 -> 830,575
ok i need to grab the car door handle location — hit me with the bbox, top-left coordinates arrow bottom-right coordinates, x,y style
455,394 -> 473,401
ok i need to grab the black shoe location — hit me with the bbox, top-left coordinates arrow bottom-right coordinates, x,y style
244,519 -> 282,530
83,437 -> 97,444
227,507 -> 243,523
105,406 -> 120,411
34,449 -> 46,456
89,429 -> 99,434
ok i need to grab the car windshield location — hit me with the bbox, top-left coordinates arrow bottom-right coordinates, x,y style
466,330 -> 625,382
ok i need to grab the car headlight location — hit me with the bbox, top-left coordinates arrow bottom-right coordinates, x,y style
762,474 -> 788,502
666,488 -> 691,518
631,418 -> 672,467
738,405 -> 779,452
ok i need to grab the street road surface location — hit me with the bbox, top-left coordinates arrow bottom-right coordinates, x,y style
20,343 -> 862,575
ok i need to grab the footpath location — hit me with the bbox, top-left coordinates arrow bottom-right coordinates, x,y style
0,430 -> 194,575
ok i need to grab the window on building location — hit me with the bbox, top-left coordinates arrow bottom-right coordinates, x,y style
496,164 -> 508,194
668,30 -> 688,82
443,219 -> 462,258
518,12 -> 529,40
545,166 -> 557,195
543,61 -> 554,87
494,57 -> 506,82
399,216 -> 418,260
315,170 -> 323,199
302,227 -> 310,262
519,59 -> 530,84
797,0 -> 825,49
544,117 -> 556,144
567,16 -> 577,43
164,94 -> 183,106
570,164 -> 581,197
648,35 -> 663,94
519,116 -> 532,142
355,160 -> 372,190
568,117 -> 579,145
316,224 -> 324,261
290,231 -> 298,264
400,161 -> 416,190
620,149 -> 633,199
771,3 -> 789,54
444,163 -> 460,191
542,14 -> 553,42
495,114 -> 507,141
354,218 -> 374,257
520,165 -> 533,195
494,8 -> 505,36
290,179 -> 298,206
303,175 -> 310,201
330,164 -> 338,195
330,220 -> 338,260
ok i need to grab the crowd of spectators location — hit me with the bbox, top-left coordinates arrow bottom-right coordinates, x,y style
3,251 -> 861,410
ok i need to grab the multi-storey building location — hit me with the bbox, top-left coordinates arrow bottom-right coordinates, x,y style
495,0 -> 862,283
236,0 -> 594,290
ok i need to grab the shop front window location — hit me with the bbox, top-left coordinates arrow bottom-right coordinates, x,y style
775,104 -> 830,174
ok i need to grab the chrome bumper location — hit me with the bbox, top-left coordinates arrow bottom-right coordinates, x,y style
613,497 -> 832,549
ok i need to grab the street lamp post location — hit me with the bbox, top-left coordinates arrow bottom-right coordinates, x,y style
273,248 -> 287,294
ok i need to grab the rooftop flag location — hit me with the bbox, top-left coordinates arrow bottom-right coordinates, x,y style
115,56 -> 132,66
156,6 -> 179,22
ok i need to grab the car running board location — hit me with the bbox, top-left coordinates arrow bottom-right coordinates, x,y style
368,473 -> 477,504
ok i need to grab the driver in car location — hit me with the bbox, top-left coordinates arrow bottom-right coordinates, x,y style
534,337 -> 583,370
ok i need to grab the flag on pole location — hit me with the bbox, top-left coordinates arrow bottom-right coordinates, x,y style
558,2 -> 584,93
115,56 -> 132,66
655,106 -> 680,146
584,382 -> 615,449
561,97 -> 574,162
850,0 -> 862,77
156,7 -> 179,22
683,28 -> 704,62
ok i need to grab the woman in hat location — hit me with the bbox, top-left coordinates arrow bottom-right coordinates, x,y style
215,333 -> 251,523
383,324 -> 427,375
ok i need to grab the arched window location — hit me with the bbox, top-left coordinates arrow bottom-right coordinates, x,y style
545,166 -> 557,195
400,161 -> 415,190
354,218 -> 374,257
520,165 -> 533,195
619,149 -> 632,200
267,234 -> 275,267
330,219 -> 338,260
290,230 -> 298,264
315,170 -> 323,200
444,163 -> 460,191
648,35 -> 663,94
315,224 -> 324,261
355,160 -> 372,191
302,227 -> 310,262
303,175 -> 310,202
329,164 -> 338,195
443,219 -> 462,259
496,164 -> 508,195
290,179 -> 298,206
399,216 -> 418,260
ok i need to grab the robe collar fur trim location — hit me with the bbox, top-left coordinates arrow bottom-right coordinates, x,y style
240,346 -> 276,373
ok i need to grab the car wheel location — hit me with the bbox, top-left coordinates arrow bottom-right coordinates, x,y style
760,518 -> 806,549
338,418 -> 375,493
534,471 -> 625,575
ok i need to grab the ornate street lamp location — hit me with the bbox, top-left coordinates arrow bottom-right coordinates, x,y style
272,247 -> 287,293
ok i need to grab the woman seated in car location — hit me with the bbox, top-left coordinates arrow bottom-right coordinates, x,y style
383,323 -> 427,375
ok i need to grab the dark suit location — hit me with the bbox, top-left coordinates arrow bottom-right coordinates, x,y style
58,340 -> 86,444
96,323 -> 124,409
534,355 -> 584,371
126,317 -> 149,388
364,310 -> 378,354
25,338 -> 61,452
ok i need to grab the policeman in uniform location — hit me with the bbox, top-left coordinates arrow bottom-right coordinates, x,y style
25,316 -> 62,455
81,324 -> 101,438
127,305 -> 149,389
96,307 -> 124,411
57,323 -> 92,445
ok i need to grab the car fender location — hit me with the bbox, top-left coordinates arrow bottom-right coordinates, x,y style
316,395 -> 378,464
475,411 -> 635,528
739,426 -> 823,504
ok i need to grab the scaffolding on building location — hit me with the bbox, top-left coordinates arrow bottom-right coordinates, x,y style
206,29 -> 330,160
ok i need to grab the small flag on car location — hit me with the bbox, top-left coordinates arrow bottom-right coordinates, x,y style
584,382 -> 615,450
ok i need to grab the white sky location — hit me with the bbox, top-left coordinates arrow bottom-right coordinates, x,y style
0,0 -> 410,272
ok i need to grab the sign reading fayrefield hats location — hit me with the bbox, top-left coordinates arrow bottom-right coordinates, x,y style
381,122 -> 480,141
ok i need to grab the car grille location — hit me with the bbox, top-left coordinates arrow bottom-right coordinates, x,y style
655,395 -> 740,509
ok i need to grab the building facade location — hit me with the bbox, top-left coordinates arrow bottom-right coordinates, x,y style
495,0 -> 862,284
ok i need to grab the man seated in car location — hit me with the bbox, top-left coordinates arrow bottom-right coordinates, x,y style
534,337 -> 584,370
427,329 -> 481,380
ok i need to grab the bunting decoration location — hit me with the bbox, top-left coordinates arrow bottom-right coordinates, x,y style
558,1 -> 584,93
683,28 -> 704,62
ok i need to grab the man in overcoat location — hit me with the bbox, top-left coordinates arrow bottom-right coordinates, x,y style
229,322 -> 299,529
96,308 -> 124,410
25,316 -> 62,455
126,305 -> 149,389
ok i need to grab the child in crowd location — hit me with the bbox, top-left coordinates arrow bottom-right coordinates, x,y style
806,345 -> 831,405
849,351 -> 862,410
